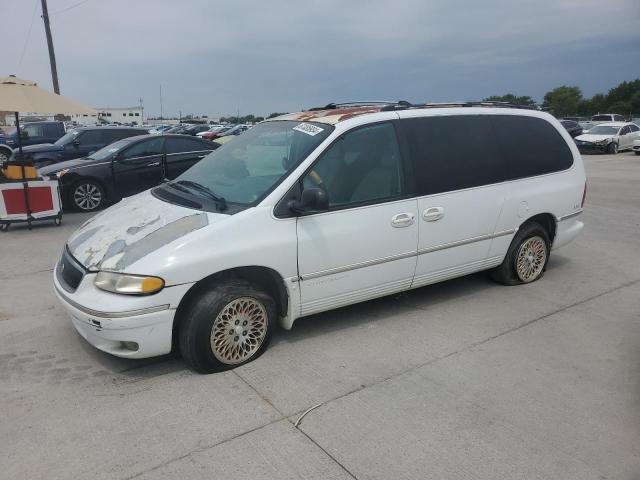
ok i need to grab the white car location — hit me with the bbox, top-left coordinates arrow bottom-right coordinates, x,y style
574,122 -> 640,154
632,138 -> 640,155
53,103 -> 586,373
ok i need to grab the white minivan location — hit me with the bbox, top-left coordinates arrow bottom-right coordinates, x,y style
54,102 -> 586,373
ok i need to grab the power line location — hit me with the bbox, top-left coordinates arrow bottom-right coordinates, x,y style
18,0 -> 39,69
49,0 -> 92,15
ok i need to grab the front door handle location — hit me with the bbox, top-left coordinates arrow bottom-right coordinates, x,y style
391,212 -> 415,228
146,161 -> 160,167
423,206 -> 444,222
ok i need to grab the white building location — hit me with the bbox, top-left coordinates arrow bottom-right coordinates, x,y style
96,106 -> 144,125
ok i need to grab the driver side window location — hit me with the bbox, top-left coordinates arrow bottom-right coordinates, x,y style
302,123 -> 404,208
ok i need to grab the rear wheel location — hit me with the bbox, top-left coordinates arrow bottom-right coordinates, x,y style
70,179 -> 105,212
491,222 -> 551,285
179,279 -> 276,373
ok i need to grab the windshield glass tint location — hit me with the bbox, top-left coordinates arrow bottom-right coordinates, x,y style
587,125 -> 619,135
54,130 -> 79,145
87,138 -> 131,161
172,121 -> 333,205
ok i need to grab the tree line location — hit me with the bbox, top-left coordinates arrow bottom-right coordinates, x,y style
485,79 -> 640,118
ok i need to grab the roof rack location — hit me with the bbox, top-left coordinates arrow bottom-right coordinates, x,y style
308,100 -> 537,112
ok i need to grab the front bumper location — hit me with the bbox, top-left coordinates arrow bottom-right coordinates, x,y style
575,141 -> 609,153
53,261 -> 193,358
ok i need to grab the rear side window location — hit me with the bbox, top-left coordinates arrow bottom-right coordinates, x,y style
490,115 -> 573,180
166,137 -> 211,154
629,124 -> 639,132
401,115 -> 504,195
111,129 -> 144,142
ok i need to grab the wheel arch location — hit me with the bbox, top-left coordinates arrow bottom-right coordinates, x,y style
172,265 -> 289,350
68,175 -> 110,201
521,212 -> 557,244
0,145 -> 13,158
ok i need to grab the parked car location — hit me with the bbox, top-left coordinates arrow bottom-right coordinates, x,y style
53,103 -> 586,373
590,114 -> 626,123
15,126 -> 149,168
39,134 -> 218,212
149,125 -> 172,134
209,124 -> 251,142
0,121 -> 66,162
574,122 -> 640,154
632,139 -> 640,155
199,125 -> 234,140
559,119 -> 583,138
196,125 -> 226,138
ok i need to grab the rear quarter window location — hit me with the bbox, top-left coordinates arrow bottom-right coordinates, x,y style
490,115 -> 573,180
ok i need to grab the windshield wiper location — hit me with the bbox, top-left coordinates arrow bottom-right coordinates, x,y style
173,180 -> 228,211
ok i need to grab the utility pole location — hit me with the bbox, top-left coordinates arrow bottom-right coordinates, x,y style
139,97 -> 144,123
40,0 -> 60,94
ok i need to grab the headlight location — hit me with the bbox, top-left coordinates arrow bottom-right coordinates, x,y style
56,169 -> 69,178
595,139 -> 610,145
94,271 -> 165,295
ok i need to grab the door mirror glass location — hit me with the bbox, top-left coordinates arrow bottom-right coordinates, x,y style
20,130 -> 29,140
72,139 -> 81,147
289,187 -> 329,214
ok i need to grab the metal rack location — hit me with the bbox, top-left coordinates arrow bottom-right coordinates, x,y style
308,100 -> 538,112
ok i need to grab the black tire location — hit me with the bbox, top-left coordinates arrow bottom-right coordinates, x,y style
607,142 -> 618,154
634,151 -> 639,156
0,149 -> 11,163
490,222 -> 551,286
179,279 -> 276,373
69,179 -> 105,212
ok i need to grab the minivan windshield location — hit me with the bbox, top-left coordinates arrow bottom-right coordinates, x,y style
54,130 -> 79,145
164,120 -> 333,206
586,125 -> 620,135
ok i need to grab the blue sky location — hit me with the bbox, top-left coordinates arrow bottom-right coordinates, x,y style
1,0 -> 639,117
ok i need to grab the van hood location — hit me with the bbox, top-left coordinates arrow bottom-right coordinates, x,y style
67,190 -> 224,271
575,134 -> 613,143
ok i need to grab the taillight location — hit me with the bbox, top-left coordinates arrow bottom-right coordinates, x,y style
581,181 -> 587,208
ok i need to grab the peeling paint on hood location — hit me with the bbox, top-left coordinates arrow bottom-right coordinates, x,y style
67,191 -> 216,271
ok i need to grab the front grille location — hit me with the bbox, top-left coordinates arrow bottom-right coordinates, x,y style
56,247 -> 86,292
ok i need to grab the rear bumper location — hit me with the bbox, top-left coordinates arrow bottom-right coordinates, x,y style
553,213 -> 584,250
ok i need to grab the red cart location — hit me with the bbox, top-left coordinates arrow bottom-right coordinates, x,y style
0,178 -> 62,231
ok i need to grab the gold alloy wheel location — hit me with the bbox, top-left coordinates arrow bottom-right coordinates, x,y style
210,297 -> 268,364
516,236 -> 547,282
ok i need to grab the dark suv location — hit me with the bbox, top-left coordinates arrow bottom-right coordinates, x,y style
16,126 -> 148,168
0,121 -> 66,162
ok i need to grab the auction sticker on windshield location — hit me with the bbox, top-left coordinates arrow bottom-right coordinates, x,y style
293,123 -> 324,136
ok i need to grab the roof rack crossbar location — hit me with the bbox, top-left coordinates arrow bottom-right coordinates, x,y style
307,100 -> 537,112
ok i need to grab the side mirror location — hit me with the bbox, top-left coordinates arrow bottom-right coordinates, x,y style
20,131 -> 29,140
72,139 -> 80,147
289,187 -> 329,214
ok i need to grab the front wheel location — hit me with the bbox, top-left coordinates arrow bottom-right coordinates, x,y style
70,179 -> 105,212
179,280 -> 276,373
607,142 -> 618,154
0,149 -> 11,163
491,222 -> 550,285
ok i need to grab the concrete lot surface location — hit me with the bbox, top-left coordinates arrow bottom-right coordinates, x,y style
1,152 -> 639,479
